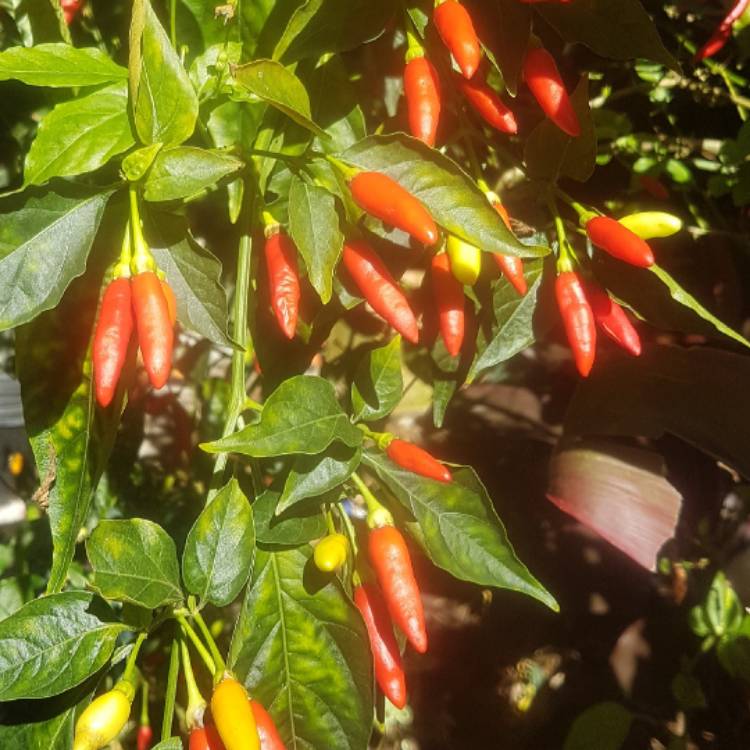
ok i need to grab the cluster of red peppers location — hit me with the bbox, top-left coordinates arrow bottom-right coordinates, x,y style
92,208 -> 176,408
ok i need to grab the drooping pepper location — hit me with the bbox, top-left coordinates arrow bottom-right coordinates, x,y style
446,235 -> 482,285
189,725 -> 225,750
431,253 -> 465,357
131,271 -> 174,389
211,677 -> 260,750
433,1 -> 482,79
586,216 -> 655,268
73,681 -> 134,750
341,239 -> 419,344
354,583 -> 407,709
137,724 -> 154,750
368,524 -> 427,654
250,700 -> 287,750
93,277 -> 134,408
314,533 -> 349,572
264,227 -> 301,340
555,271 -> 596,377
486,193 -> 527,295
523,46 -> 580,137
349,172 -> 438,246
587,284 -> 642,357
695,0 -> 750,60
618,211 -> 682,240
457,75 -> 518,134
387,438 -> 452,483
404,54 -> 442,146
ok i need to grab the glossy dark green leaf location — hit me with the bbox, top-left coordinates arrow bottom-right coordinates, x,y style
0,185 -> 112,331
288,176 -> 344,304
254,489 -> 328,547
363,451 -> 558,611
0,592 -> 127,700
203,376 -> 363,457
182,479 -> 255,607
24,82 -> 133,186
279,443 -> 361,514
143,146 -> 244,202
0,43 -> 127,86
340,134 -> 548,258
86,519 -> 183,609
0,579 -> 23,620
563,702 -> 633,750
0,705 -> 74,750
230,546 -> 373,749
538,0 -> 679,70
233,59 -> 325,137
132,0 -> 198,146
272,0 -> 396,63
351,336 -> 403,422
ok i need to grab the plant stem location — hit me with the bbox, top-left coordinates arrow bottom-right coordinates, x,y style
244,397 -> 263,412
175,613 -> 216,674
180,637 -> 207,729
139,679 -> 150,727
123,631 -> 147,685
190,598 -> 227,678
351,471 -> 393,527
169,0 -> 177,49
161,633 -> 181,742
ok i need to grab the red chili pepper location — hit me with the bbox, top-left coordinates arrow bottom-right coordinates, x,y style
523,47 -> 580,137
189,725 -> 225,750
555,271 -> 596,377
342,240 -> 419,344
160,279 -> 177,326
350,172 -> 438,246
131,271 -> 174,389
404,55 -> 441,147
585,216 -> 655,268
93,277 -> 134,408
368,525 -> 427,654
264,229 -> 300,340
431,253 -> 465,357
249,700 -> 286,750
587,284 -> 642,357
433,1 -> 482,80
695,0 -> 750,60
137,724 -> 154,750
61,0 -> 85,24
638,175 -> 669,201
488,199 -> 527,295
387,438 -> 452,483
354,583 -> 407,709
457,75 -> 517,134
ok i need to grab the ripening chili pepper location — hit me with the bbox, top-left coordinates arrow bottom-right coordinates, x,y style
431,253 -> 465,357
433,1 -> 482,79
264,228 -> 300,340
404,55 -> 441,146
250,700 -> 287,750
131,271 -> 174,389
487,196 -> 527,295
314,533 -> 349,572
586,216 -> 655,268
695,0 -> 750,60
368,525 -> 428,653
446,235 -> 482,285
211,677 -> 260,750
354,583 -> 407,709
555,271 -> 596,377
457,75 -> 518,134
61,0 -> 85,24
387,438 -> 452,483
350,172 -> 438,246
587,284 -> 641,357
137,724 -> 154,750
160,279 -> 177,326
618,211 -> 683,240
523,46 -> 580,137
93,277 -> 134,408
342,240 -> 419,344
189,725 -> 225,750
7,452 -> 23,477
73,682 -> 133,750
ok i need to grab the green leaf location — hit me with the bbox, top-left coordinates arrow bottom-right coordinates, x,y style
232,59 -> 326,137
0,592 -> 127,701
24,83 -> 134,186
649,265 -> 750,349
86,519 -> 183,609
273,0 -> 396,63
148,211 -> 231,347
362,451 -> 558,611
563,702 -> 633,750
253,489 -> 328,547
279,443 -> 361,514
133,0 -> 199,146
143,146 -> 244,202
16,273 -> 123,594
0,579 -> 24,620
151,740 -> 184,750
203,376 -> 363,457
230,546 -> 373,749
182,479 -> 255,607
122,142 -> 164,182
288,176 -> 344,304
340,134 -> 548,258
0,184 -> 112,331
351,337 -> 403,422
538,0 -> 679,71
0,43 -> 127,87
2,0 -> 68,46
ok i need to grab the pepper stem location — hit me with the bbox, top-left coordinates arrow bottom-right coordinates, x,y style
139,679 -> 150,728
189,596 -> 226,680
113,222 -> 133,279
128,185 -> 154,275
548,196 -> 575,273
122,631 -> 148,687
351,471 -> 393,528
180,635 -> 207,730
175,612 -> 216,675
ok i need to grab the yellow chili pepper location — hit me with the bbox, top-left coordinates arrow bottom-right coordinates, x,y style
73,681 -> 133,750
618,211 -> 683,240
211,676 -> 260,750
313,533 -> 349,572
446,235 -> 482,285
